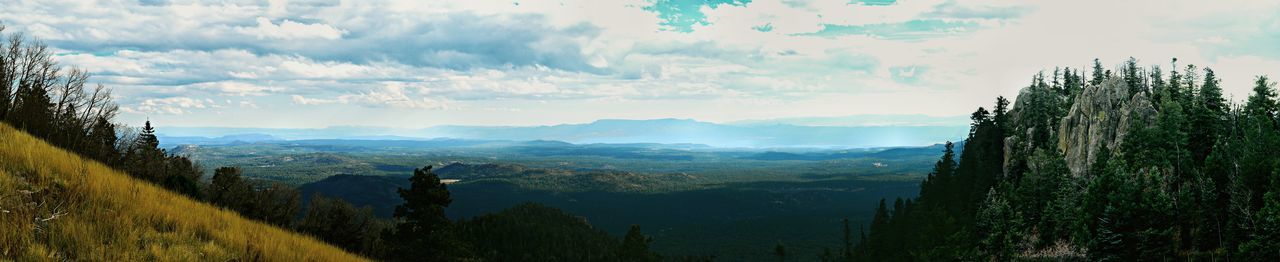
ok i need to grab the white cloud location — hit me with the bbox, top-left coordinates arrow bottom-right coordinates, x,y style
123,97 -> 216,115
293,84 -> 450,110
236,17 -> 345,40
4,0 -> 1280,127
291,95 -> 335,106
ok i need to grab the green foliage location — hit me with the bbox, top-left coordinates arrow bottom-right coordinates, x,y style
1123,57 -> 1146,95
206,166 -> 303,228
452,203 -> 647,261
621,225 -> 660,261
851,97 -> 1010,261
1091,58 -> 1106,86
386,166 -> 459,261
1237,170 -> 1280,258
298,193 -> 390,257
977,188 -> 1019,260
853,58 -> 1280,261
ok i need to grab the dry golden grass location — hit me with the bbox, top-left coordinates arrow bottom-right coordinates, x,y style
0,124 -> 366,261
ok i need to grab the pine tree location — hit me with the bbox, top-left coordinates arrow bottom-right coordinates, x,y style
209,167 -> 252,213
1168,59 -> 1184,110
842,218 -> 853,260
1237,169 -> 1280,259
387,166 -> 456,261
1245,76 -> 1277,120
1150,65 -> 1166,105
1241,76 -> 1279,211
299,193 -> 389,257
865,199 -> 890,259
1190,67 -> 1226,164
139,120 -> 159,149
1123,57 -> 1144,95
86,116 -> 118,165
994,96 -> 1010,133
1090,58 -> 1106,86
1182,64 -> 1201,112
123,120 -> 168,183
11,85 -> 55,138
978,188 -> 1018,260
621,224 -> 657,262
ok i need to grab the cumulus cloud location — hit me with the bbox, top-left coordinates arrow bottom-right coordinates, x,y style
236,17 -> 345,40
2,0 -> 1279,127
292,84 -> 449,110
122,97 -> 217,115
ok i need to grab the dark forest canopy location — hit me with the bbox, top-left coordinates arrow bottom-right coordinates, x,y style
849,57 -> 1280,261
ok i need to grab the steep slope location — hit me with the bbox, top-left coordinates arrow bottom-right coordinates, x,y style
0,124 -> 364,261
1056,77 -> 1156,176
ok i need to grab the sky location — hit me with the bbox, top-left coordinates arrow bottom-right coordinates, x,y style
2,0 -> 1279,128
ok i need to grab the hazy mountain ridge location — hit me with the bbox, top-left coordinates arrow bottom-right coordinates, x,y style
159,117 -> 968,148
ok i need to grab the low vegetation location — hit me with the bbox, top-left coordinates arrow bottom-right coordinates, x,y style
0,123 -> 364,260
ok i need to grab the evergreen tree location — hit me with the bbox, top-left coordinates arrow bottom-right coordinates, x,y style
86,116 -> 119,165
978,188 -> 1018,261
1168,59 -> 1184,110
1241,76 -> 1279,210
209,167 -> 253,213
994,96 -> 1010,132
621,224 -> 657,262
161,155 -> 204,199
1245,76 -> 1277,120
1237,169 -> 1280,259
386,166 -> 457,261
1091,58 -> 1106,86
842,218 -> 853,260
1190,67 -> 1226,164
249,183 -> 302,227
1123,57 -> 1144,95
138,120 -> 159,149
1150,65 -> 1167,105
865,199 -> 890,259
10,84 -> 54,137
299,193 -> 389,257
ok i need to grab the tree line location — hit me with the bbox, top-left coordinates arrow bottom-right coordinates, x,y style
2,25 -> 662,261
844,58 -> 1280,260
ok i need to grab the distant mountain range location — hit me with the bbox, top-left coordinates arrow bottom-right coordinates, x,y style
157,117 -> 969,148
728,114 -> 970,127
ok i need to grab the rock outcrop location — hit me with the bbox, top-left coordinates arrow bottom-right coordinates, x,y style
1003,85 -> 1063,176
1057,77 -> 1157,177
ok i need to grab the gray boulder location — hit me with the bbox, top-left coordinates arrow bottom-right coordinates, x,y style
1056,77 -> 1156,177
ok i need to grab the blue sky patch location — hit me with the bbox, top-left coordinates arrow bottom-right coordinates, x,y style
645,0 -> 751,32
753,22 -> 774,32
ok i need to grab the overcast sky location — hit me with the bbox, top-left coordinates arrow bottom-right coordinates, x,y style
3,0 -> 1279,128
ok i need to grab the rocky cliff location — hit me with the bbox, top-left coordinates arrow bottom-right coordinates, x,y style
1056,77 -> 1157,177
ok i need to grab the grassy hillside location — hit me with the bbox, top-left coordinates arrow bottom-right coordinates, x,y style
0,124 -> 365,261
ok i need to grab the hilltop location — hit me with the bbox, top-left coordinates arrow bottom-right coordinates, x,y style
0,124 -> 364,261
